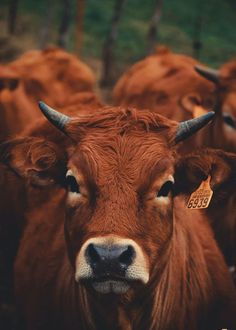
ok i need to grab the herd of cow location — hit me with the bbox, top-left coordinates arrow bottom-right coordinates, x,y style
0,46 -> 236,329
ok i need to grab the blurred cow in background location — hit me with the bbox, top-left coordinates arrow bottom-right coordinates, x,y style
113,47 -> 236,153
0,47 -> 96,139
113,47 -> 214,121
196,60 -> 236,151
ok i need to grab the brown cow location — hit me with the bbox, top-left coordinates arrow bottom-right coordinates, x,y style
175,148 -> 236,280
0,135 -> 69,329
0,162 -> 26,328
193,64 -> 236,274
0,47 -> 96,138
113,48 -> 236,153
196,60 -> 236,151
113,47 -> 215,120
0,93 -> 102,328
0,103 -> 235,330
113,51 -> 236,271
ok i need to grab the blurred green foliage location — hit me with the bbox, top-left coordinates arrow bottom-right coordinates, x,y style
83,0 -> 236,66
1,0 -> 236,67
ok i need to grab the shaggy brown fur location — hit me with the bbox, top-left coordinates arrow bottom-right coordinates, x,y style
1,107 -> 235,329
113,48 -> 236,153
0,92 -> 102,327
212,60 -> 236,151
175,148 -> 236,274
0,47 -> 98,138
113,47 -> 215,122
113,50 -> 236,274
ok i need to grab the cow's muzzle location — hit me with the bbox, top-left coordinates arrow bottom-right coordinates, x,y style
75,236 -> 149,294
86,243 -> 135,276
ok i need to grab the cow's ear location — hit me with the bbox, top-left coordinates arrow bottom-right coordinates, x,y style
174,149 -> 236,199
0,137 -> 67,187
180,93 -> 210,118
180,93 -> 201,113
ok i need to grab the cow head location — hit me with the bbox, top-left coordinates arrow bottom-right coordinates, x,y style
195,64 -> 236,151
3,97 -> 236,330
0,67 -> 50,138
2,104 -> 236,328
15,102 -> 209,296
3,102 -> 236,315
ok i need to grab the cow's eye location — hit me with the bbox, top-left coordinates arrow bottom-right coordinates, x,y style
157,180 -> 173,198
66,175 -> 80,193
66,171 -> 80,194
223,113 -> 236,129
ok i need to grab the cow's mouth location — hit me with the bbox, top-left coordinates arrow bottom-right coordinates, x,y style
81,275 -> 134,294
91,278 -> 130,294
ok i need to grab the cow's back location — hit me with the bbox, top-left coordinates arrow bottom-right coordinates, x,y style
113,48 -> 214,122
0,47 -> 97,138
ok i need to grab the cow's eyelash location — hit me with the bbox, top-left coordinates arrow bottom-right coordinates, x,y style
157,181 -> 173,197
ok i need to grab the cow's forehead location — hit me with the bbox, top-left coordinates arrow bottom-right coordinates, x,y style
68,131 -> 175,187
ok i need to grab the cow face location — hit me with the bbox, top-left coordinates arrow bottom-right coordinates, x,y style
218,61 -> 236,138
213,68 -> 236,150
195,64 -> 236,151
64,128 -> 175,294
0,48 -> 97,138
218,89 -> 236,151
0,105 -> 214,296
37,103 -> 214,295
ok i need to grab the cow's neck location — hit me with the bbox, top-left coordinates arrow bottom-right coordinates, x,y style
75,282 -> 153,330
145,206 -> 213,330
84,293 -> 133,330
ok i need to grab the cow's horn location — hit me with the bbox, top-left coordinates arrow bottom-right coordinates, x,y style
175,111 -> 215,143
38,101 -> 70,131
195,65 -> 220,84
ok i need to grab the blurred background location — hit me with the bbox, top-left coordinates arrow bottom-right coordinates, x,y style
0,0 -> 236,89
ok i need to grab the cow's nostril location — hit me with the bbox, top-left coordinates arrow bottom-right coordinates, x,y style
85,243 -> 136,276
119,245 -> 135,266
87,243 -> 100,264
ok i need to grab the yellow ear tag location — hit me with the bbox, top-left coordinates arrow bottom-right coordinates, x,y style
187,176 -> 213,209
193,105 -> 208,118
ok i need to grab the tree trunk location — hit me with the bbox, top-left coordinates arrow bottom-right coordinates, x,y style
192,0 -> 204,59
39,4 -> 54,49
75,0 -> 86,54
57,0 -> 72,49
100,0 -> 126,87
7,0 -> 19,35
147,0 -> 164,54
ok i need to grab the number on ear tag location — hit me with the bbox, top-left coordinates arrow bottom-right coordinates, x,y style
187,176 -> 213,209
